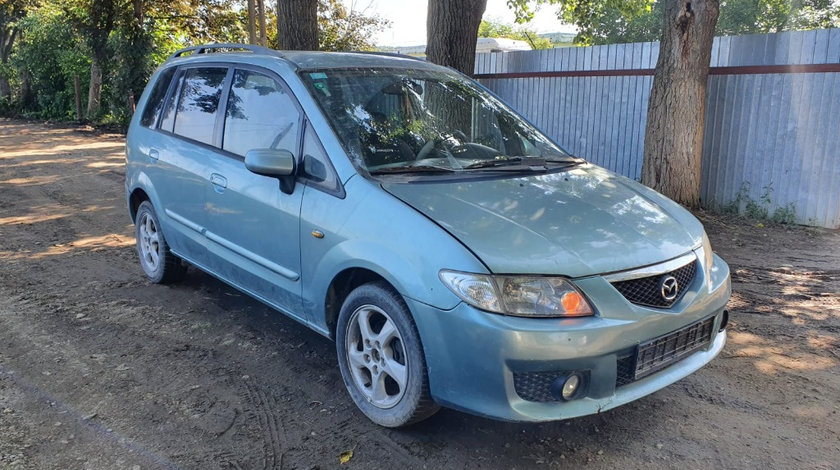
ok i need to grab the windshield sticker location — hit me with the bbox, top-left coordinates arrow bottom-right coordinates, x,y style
309,72 -> 328,79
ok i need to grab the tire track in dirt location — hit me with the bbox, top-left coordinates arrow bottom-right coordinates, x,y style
241,379 -> 287,470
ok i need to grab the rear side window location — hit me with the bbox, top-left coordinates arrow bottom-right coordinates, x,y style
140,67 -> 176,128
172,67 -> 228,145
223,69 -> 301,156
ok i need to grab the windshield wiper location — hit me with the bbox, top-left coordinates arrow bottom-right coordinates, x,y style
369,165 -> 458,175
463,157 -> 580,170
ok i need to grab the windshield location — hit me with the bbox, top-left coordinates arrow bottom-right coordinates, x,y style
299,67 -> 578,175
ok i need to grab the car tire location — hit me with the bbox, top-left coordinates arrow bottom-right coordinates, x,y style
336,281 -> 439,427
134,201 -> 186,284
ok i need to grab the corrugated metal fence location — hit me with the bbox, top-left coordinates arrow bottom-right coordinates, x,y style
475,29 -> 840,229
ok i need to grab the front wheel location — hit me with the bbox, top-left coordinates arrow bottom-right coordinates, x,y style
134,201 -> 186,284
336,282 -> 439,427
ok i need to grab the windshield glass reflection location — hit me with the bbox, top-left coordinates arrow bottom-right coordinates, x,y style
300,67 -> 577,174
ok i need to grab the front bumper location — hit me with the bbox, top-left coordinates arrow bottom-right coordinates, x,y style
409,254 -> 731,422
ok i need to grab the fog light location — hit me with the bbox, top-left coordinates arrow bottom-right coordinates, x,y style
562,374 -> 580,399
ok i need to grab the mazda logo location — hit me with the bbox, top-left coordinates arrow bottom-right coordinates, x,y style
660,275 -> 679,302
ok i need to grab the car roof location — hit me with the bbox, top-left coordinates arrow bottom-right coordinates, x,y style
165,44 -> 443,73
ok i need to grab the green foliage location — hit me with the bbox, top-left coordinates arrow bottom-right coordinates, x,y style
531,0 -> 840,45
772,203 -> 797,224
478,19 -> 553,49
0,0 -> 418,125
505,0 -> 654,45
724,181 -> 797,224
12,5 -> 88,119
106,22 -> 155,125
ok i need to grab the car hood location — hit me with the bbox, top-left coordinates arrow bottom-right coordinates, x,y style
381,164 -> 704,278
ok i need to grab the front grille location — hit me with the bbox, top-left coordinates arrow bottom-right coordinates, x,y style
611,260 -> 697,308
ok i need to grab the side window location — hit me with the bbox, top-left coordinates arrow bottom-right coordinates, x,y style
301,122 -> 343,197
223,70 -> 301,156
171,67 -> 228,145
140,67 -> 176,128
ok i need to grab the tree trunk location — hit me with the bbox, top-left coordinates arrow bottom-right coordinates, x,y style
277,0 -> 318,50
641,0 -> 719,208
426,0 -> 488,76
247,0 -> 257,45
87,56 -> 103,119
258,0 -> 268,47
133,0 -> 144,22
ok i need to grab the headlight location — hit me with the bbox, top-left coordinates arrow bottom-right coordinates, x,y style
439,270 -> 593,317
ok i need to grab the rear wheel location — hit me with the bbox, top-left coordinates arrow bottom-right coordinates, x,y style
134,201 -> 186,284
336,281 -> 439,427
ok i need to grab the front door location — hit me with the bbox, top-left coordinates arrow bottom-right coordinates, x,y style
202,68 -> 305,319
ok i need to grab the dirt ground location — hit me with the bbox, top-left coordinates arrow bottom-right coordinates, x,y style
0,118 -> 838,470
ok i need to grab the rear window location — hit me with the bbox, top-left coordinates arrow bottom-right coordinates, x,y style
140,67 -> 176,128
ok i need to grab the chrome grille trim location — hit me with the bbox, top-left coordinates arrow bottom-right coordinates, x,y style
602,251 -> 698,283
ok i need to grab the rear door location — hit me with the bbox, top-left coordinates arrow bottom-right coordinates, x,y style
202,67 -> 305,319
148,65 -> 229,266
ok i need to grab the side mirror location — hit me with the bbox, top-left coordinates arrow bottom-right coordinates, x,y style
245,149 -> 295,177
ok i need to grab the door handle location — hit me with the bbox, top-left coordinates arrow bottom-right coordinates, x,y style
148,148 -> 160,162
210,173 -> 228,193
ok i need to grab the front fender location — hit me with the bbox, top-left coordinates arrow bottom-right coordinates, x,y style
299,177 -> 488,333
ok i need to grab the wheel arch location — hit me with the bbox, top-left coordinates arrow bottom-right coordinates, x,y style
128,187 -> 151,222
324,267 -> 390,340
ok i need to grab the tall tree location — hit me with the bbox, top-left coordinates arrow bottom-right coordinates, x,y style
426,0 -> 488,75
277,0 -> 317,50
640,0 -> 718,206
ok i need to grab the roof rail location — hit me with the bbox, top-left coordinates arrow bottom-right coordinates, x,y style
167,43 -> 283,61
348,51 -> 426,62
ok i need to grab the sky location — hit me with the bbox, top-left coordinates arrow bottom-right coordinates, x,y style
345,0 -> 576,47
